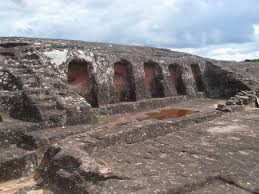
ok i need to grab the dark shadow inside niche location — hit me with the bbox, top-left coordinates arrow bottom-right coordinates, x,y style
144,61 -> 165,98
168,64 -> 186,95
190,64 -> 205,92
67,59 -> 98,107
113,59 -> 136,102
0,42 -> 30,48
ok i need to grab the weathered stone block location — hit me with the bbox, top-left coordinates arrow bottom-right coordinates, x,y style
226,100 -> 235,105
216,104 -> 231,112
236,99 -> 244,105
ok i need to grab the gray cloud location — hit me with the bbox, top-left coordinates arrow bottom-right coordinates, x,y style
0,0 -> 258,60
174,25 -> 259,61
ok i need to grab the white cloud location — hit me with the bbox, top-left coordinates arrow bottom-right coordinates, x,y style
254,24 -> 259,36
173,23 -> 259,61
0,0 -> 259,61
173,42 -> 259,61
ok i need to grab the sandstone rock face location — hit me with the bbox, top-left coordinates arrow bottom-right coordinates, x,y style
0,37 -> 258,126
36,109 -> 259,194
0,37 -> 259,194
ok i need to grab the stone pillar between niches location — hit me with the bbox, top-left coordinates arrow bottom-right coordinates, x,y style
190,63 -> 205,92
131,61 -> 148,100
160,64 -> 175,97
96,82 -> 113,105
89,58 -> 112,106
181,64 -> 196,96
198,62 -> 207,93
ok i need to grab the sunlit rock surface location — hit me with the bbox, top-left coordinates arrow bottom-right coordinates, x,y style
0,37 -> 258,194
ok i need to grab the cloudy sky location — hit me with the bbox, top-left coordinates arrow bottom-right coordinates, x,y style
0,0 -> 259,61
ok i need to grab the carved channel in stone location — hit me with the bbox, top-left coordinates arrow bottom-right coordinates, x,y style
113,60 -> 136,102
144,61 -> 165,98
190,64 -> 205,92
67,59 -> 98,107
168,64 -> 186,95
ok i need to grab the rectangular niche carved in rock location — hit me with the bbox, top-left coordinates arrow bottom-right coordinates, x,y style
67,59 -> 98,107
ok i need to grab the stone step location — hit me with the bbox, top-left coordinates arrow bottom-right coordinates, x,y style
19,76 -> 39,86
34,102 -> 57,111
19,73 -> 36,79
43,76 -> 63,83
18,124 -> 94,150
5,61 -> 20,66
0,117 -> 40,148
23,87 -> 53,95
19,109 -> 222,152
0,91 -> 18,112
22,82 -> 40,89
3,61 -> 21,70
19,76 -> 38,83
7,68 -> 28,75
44,110 -> 67,126
27,94 -> 54,103
43,82 -> 67,90
0,147 -> 38,182
36,109 -> 66,123
34,71 -> 59,77
24,65 -> 44,70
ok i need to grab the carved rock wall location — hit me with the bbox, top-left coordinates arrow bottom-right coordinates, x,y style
0,37 -> 258,126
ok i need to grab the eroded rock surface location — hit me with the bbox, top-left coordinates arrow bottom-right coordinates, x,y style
38,109 -> 259,194
0,37 -> 258,126
0,37 -> 258,194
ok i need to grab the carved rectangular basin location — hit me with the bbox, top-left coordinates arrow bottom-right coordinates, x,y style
146,108 -> 196,120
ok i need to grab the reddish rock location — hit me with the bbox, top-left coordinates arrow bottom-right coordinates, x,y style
0,37 -> 259,193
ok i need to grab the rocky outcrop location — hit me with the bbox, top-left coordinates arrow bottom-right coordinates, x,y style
0,40 -> 95,127
216,90 -> 259,113
35,108 -> 259,194
227,90 -> 258,105
0,36 -> 258,193
203,62 -> 252,98
1,37 -> 258,127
